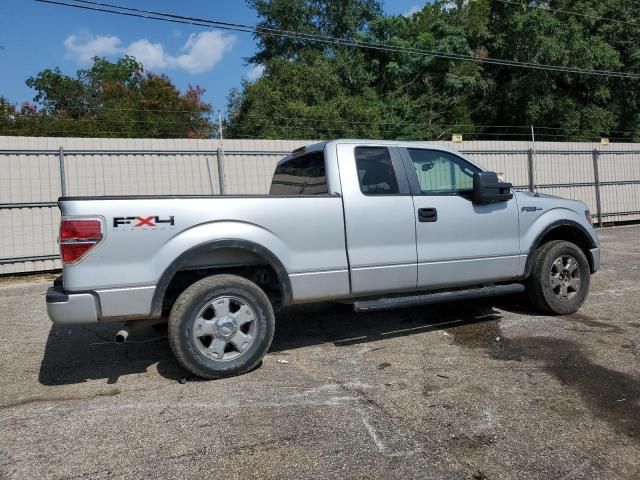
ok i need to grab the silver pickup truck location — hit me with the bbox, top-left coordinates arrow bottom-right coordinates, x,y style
47,140 -> 600,379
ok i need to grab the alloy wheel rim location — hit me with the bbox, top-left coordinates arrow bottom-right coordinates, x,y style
549,255 -> 581,301
191,296 -> 257,361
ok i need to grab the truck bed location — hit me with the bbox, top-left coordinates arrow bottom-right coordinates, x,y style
58,194 -> 350,319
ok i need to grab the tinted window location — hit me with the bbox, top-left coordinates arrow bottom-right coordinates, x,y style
407,149 -> 478,194
269,151 -> 328,195
355,147 -> 399,195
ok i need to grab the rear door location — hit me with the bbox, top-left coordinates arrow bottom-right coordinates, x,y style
337,143 -> 417,295
400,147 -> 520,289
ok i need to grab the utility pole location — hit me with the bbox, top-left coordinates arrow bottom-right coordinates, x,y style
218,111 -> 224,144
217,110 -> 225,195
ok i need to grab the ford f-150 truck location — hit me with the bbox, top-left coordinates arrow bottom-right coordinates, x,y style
46,140 -> 600,379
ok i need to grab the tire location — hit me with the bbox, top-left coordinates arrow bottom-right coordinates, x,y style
168,274 -> 275,379
525,240 -> 590,315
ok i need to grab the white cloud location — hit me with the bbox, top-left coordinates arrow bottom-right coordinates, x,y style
125,39 -> 168,70
64,30 -> 236,74
63,31 -> 121,63
170,31 -> 236,74
245,64 -> 265,82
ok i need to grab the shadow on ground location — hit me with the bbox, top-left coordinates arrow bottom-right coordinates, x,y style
37,294 -> 640,438
444,302 -> 640,439
38,321 -> 185,386
39,297 -> 518,387
270,298 -> 509,352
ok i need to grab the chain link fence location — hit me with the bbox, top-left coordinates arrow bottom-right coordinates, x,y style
1,136 -> 639,274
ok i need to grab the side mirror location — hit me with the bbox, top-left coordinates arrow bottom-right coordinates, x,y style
421,161 -> 434,172
472,171 -> 513,204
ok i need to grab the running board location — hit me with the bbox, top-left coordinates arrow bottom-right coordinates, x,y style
352,284 -> 525,312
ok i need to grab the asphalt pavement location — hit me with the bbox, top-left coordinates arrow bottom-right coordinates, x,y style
0,225 -> 639,479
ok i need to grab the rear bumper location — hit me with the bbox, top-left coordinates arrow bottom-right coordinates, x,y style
46,286 -> 99,324
590,247 -> 601,273
46,277 -> 156,324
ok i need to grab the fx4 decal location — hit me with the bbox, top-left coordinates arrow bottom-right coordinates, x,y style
521,206 -> 543,212
113,216 -> 175,228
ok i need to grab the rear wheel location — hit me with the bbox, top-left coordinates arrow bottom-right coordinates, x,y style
168,274 -> 275,379
526,240 -> 590,314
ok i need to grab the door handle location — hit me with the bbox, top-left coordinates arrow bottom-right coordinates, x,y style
418,208 -> 438,222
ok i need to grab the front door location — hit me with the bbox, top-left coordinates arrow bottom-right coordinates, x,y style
400,147 -> 520,290
337,143 -> 417,295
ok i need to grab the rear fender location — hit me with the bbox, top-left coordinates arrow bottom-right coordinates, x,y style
149,221 -> 292,317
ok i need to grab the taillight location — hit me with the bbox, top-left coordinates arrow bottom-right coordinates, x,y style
59,218 -> 103,265
60,219 -> 101,240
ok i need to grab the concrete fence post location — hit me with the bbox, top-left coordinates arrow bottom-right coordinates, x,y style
592,149 -> 603,227
58,146 -> 67,197
216,148 -> 225,195
527,148 -> 535,192
205,155 -> 215,194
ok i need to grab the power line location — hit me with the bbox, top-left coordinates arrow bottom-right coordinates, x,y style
5,110 -> 640,136
29,105 -> 213,114
495,0 -> 640,28
34,0 -> 640,80
7,100 -> 640,134
226,115 -> 640,135
16,114 -> 640,135
5,116 -> 213,125
4,111 -> 639,140
0,128 -> 634,141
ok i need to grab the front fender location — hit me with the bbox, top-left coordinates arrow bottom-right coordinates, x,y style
518,207 -> 598,276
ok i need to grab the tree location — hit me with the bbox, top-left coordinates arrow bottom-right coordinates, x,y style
228,0 -> 484,139
248,0 -> 383,63
2,56 -> 214,138
227,0 -> 640,142
227,52 -> 386,139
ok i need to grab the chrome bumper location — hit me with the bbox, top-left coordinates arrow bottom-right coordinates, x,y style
46,285 -> 99,324
46,276 -> 156,324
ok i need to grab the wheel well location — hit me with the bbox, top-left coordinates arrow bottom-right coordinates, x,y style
151,242 -> 291,319
161,264 -> 282,316
534,225 -> 595,273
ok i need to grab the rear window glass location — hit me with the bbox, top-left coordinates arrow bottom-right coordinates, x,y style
269,151 -> 328,195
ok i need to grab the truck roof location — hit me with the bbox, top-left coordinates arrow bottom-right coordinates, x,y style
278,139 -> 479,167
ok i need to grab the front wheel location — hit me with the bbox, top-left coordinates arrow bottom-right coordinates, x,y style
168,274 -> 275,379
526,240 -> 590,315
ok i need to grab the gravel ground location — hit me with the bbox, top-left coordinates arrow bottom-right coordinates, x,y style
0,225 -> 639,480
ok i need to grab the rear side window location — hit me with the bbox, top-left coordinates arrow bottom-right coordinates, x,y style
269,151 -> 328,195
355,147 -> 399,195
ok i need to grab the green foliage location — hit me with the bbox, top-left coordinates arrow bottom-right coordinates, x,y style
4,0 -> 639,141
5,56 -> 213,138
248,0 -> 383,63
228,0 -> 640,141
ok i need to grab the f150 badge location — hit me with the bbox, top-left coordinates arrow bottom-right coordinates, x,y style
113,216 -> 175,228
521,206 -> 543,212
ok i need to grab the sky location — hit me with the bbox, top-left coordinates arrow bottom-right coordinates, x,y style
0,0 -> 425,115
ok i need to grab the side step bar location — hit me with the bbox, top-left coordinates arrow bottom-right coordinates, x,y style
353,283 -> 525,312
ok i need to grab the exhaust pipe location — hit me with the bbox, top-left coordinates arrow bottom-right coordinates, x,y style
115,329 -> 129,344
114,319 -> 164,344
